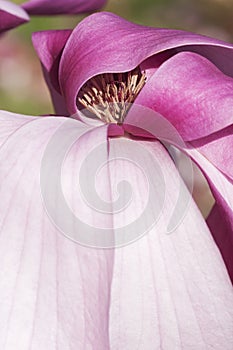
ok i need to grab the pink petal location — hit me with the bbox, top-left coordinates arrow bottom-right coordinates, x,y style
1,110 -> 233,347
0,111 -> 113,348
58,12 -> 233,114
22,0 -> 106,15
187,147 -> 233,283
123,104 -> 233,283
207,203 -> 233,283
191,125 -> 233,180
32,30 -> 72,75
107,137 -> 233,348
0,0 -> 29,32
41,65 -> 69,115
32,30 -> 72,114
32,31 -> 72,93
190,128 -> 233,280
135,51 -> 233,141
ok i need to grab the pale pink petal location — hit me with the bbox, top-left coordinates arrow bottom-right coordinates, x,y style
108,137 -> 233,349
123,105 -> 233,283
0,110 -> 113,349
0,110 -> 233,348
0,0 -> 29,32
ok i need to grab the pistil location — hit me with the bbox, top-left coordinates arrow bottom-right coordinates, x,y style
77,66 -> 146,124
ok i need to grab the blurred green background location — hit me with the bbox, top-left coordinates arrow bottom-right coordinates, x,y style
0,0 -> 233,116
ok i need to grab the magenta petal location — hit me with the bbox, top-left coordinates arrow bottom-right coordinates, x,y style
191,125 -> 233,180
42,69 -> 69,115
32,30 -> 72,113
32,30 -> 72,73
22,0 -> 106,15
32,30 -> 72,91
187,148 -> 233,283
189,130 -> 233,281
136,51 -> 233,140
0,0 -> 29,32
207,203 -> 233,283
58,12 -> 233,114
0,110 -> 113,348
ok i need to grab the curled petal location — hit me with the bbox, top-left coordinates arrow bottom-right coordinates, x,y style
191,125 -> 233,180
0,0 -> 29,32
136,51 -> 233,140
32,12 -> 233,115
57,12 -> 233,114
22,0 -> 106,15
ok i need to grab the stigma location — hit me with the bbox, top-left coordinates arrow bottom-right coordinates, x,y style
77,66 -> 146,124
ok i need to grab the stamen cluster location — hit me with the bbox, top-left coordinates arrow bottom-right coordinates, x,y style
77,66 -> 146,123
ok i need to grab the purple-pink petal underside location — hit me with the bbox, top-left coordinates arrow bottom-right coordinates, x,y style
207,202 -> 233,283
135,51 -> 233,141
0,110 -> 233,348
57,12 -> 233,115
22,0 -> 106,15
32,30 -> 72,74
0,0 -> 29,32
187,148 -> 233,283
32,30 -> 72,114
187,127 -> 233,281
191,125 -> 233,181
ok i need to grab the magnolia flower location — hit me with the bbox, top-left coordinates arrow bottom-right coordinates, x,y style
1,11 -> 233,349
33,11 -> 233,281
0,0 -> 106,33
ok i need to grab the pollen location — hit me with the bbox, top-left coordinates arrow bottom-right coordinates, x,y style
77,66 -> 146,124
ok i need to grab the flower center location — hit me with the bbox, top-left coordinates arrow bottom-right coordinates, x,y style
77,66 -> 146,124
